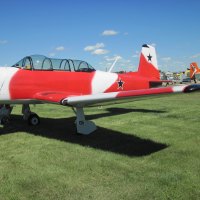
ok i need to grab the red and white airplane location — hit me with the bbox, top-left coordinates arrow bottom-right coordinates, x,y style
0,44 -> 199,134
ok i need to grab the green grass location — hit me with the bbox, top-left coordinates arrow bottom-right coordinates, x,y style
0,93 -> 200,200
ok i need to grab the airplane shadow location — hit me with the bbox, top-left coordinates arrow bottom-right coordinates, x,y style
87,107 -> 166,120
0,108 -> 168,157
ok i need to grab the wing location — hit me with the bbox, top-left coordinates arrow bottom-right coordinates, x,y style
33,84 -> 200,106
62,84 -> 200,107
33,92 -> 81,104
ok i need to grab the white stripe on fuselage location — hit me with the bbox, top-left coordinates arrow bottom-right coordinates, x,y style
92,70 -> 118,94
0,67 -> 19,101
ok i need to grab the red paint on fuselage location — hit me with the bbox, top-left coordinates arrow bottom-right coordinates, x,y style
9,69 -> 95,100
9,68 -> 160,101
105,72 -> 150,92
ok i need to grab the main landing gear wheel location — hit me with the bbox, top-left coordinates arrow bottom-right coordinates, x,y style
0,116 -> 10,125
28,114 -> 40,126
22,104 -> 40,126
0,104 -> 12,126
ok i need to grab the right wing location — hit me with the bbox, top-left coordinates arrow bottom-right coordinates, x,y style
33,92 -> 81,104
61,84 -> 200,107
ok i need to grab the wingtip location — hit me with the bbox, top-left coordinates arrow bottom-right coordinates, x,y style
184,84 -> 200,93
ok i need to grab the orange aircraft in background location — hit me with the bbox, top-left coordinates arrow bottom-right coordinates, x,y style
190,62 -> 200,81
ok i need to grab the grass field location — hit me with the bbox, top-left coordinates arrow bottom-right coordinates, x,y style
0,92 -> 200,200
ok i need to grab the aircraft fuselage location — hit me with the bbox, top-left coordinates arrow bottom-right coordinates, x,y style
0,67 -> 151,104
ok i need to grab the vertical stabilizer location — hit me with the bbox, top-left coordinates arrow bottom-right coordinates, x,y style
138,44 -> 160,80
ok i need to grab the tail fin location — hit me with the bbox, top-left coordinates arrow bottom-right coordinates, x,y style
138,44 -> 160,80
190,62 -> 199,79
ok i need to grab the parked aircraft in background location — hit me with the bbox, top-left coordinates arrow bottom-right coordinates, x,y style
190,62 -> 200,82
0,44 -> 199,135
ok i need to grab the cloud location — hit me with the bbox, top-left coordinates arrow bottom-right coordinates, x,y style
0,40 -> 8,44
48,46 -> 65,57
55,46 -> 65,51
84,43 -> 109,55
0,64 -> 8,67
132,54 -> 139,58
105,55 -> 122,61
92,49 -> 109,55
84,43 -> 105,52
48,53 -> 56,57
98,55 -> 137,72
103,55 -> 135,72
161,57 -> 172,62
102,30 -> 118,36
132,51 -> 140,58
150,43 -> 156,47
190,53 -> 200,58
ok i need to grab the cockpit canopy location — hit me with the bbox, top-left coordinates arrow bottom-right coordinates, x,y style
12,55 -> 96,72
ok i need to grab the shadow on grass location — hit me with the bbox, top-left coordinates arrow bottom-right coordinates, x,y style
0,108 -> 167,157
87,107 -> 166,120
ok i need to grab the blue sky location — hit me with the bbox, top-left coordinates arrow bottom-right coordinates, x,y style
0,0 -> 200,72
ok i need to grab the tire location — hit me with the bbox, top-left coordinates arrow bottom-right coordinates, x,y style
1,116 -> 10,125
28,114 -> 40,126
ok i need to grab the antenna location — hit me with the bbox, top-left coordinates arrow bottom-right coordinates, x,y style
108,56 -> 121,73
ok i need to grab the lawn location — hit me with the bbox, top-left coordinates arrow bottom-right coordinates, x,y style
0,92 -> 200,200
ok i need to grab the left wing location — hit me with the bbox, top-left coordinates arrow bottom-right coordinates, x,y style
62,84 -> 200,107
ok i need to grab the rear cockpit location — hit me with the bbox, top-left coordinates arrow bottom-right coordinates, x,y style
12,55 -> 96,72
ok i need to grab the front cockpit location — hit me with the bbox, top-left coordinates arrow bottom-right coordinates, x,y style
12,55 -> 96,72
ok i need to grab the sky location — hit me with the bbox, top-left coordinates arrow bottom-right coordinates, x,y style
0,0 -> 200,72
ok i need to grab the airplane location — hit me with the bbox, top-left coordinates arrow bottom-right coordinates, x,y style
190,62 -> 200,82
0,44 -> 199,135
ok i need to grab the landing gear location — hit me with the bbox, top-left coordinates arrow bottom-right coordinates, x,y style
22,104 -> 40,126
0,105 -> 12,125
0,103 -> 95,134
28,113 -> 40,126
74,107 -> 96,135
0,116 -> 10,125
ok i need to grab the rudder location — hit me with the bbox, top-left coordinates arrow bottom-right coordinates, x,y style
138,44 -> 160,80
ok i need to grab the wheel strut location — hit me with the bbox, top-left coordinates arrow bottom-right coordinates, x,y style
75,107 -> 96,135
